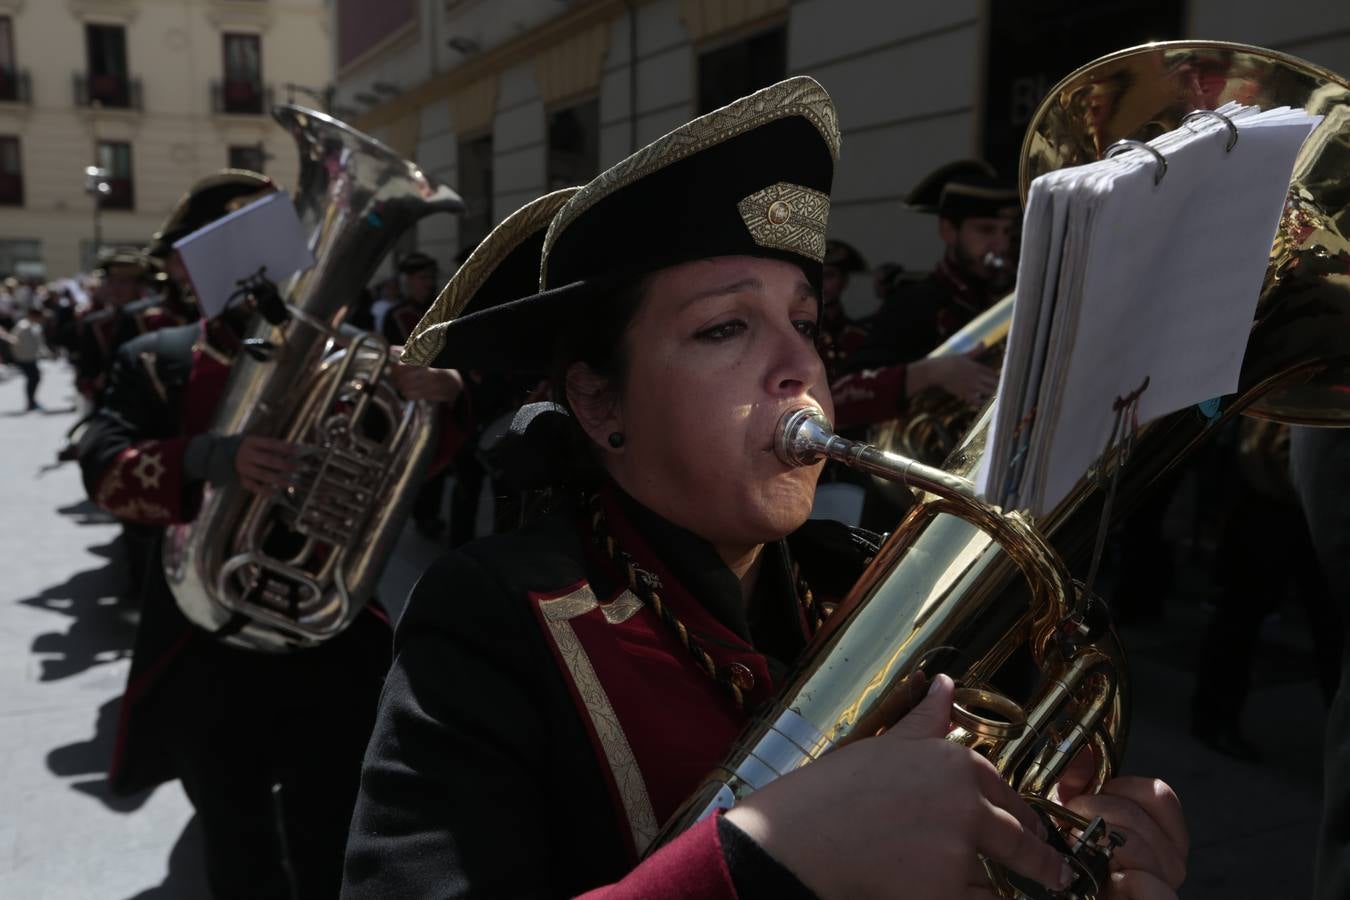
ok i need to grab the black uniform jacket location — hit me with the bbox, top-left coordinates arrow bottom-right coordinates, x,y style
77,322 -> 390,794
342,487 -> 879,899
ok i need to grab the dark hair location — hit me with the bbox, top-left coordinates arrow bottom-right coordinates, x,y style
544,274 -> 650,484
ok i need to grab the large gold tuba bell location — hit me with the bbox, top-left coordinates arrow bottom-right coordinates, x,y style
655,41 -> 1350,897
162,106 -> 464,652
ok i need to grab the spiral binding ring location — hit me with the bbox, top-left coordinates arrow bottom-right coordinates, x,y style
1181,108 -> 1240,152
1103,139 -> 1168,185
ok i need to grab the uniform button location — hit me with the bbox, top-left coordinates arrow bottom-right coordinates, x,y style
725,662 -> 755,691
767,200 -> 791,225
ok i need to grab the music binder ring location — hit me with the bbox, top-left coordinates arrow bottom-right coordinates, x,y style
1181,108 -> 1240,152
1082,375 -> 1151,599
1104,139 -> 1167,185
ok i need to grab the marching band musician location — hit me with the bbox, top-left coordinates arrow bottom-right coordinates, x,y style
75,170 -> 437,899
342,78 -> 1186,899
829,160 -> 1017,433
72,251 -> 163,403
815,239 -> 870,379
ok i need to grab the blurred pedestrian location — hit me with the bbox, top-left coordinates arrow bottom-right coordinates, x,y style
2,305 -> 48,410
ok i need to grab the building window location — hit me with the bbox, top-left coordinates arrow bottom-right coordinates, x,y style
86,24 -> 131,108
696,27 -> 786,115
0,136 -> 21,206
0,238 -> 42,279
0,17 -> 15,103
546,98 -> 599,190
222,33 -> 263,114
228,144 -> 266,173
97,141 -> 134,210
457,135 -> 493,253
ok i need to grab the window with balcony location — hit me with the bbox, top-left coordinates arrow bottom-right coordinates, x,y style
696,27 -> 786,115
457,135 -> 493,254
0,137 -> 22,206
228,143 -> 265,173
86,24 -> 132,108
221,33 -> 263,114
97,141 -> 134,210
546,98 -> 599,190
0,17 -> 18,104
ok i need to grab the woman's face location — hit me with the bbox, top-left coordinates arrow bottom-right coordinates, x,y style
583,255 -> 833,552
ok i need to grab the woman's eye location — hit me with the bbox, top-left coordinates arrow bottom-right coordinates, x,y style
695,320 -> 747,342
795,319 -> 820,339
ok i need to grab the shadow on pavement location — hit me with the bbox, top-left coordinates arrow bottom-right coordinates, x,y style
20,561 -> 135,681
46,697 -> 159,814
56,497 -> 115,526
125,815 -> 210,900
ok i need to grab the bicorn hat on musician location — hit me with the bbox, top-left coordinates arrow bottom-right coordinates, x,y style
431,76 -> 841,373
401,186 -> 581,368
905,159 -> 1019,222
93,248 -> 157,281
823,239 -> 868,273
148,169 -> 277,258
397,251 -> 439,276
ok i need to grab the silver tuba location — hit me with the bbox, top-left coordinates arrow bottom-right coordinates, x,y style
163,105 -> 464,652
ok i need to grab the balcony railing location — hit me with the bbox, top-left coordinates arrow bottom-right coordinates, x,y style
74,72 -> 143,110
211,79 -> 272,115
0,69 -> 31,104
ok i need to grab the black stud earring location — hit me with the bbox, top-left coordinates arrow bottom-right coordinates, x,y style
607,432 -> 625,448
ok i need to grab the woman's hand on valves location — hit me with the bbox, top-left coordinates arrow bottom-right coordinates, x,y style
1054,746 -> 1187,899
725,674 -> 1076,899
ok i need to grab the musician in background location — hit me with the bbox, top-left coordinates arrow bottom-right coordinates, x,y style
343,79 -> 1186,900
816,239 -> 870,378
72,251 -> 161,402
75,172 -> 400,899
382,251 -> 440,347
1292,427 -> 1350,900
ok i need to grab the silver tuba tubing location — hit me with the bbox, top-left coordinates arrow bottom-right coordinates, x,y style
163,105 -> 464,652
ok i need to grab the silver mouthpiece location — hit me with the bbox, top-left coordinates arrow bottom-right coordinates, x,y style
982,251 -> 1008,271
775,407 -> 833,467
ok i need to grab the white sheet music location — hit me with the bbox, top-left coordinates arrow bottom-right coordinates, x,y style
173,191 -> 315,319
978,103 -> 1320,516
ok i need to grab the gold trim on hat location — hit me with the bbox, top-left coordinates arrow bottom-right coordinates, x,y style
401,186 -> 580,367
540,76 -> 841,287
737,182 -> 829,262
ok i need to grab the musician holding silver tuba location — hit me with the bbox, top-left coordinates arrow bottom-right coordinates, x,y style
77,107 -> 465,896
342,77 -> 1186,899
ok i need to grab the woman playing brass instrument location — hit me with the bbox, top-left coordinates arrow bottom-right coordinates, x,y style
342,79 -> 1186,899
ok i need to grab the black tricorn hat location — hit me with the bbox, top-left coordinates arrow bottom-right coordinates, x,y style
149,170 -> 277,258
401,187 -> 580,368
397,251 -> 438,275
93,248 -> 157,281
431,76 -> 840,373
823,239 -> 867,273
905,159 -> 1018,221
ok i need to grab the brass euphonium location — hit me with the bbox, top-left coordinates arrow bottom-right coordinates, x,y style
655,41 -> 1350,898
163,106 -> 464,652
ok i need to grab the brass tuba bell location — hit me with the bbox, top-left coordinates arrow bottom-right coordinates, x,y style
653,41 -> 1350,898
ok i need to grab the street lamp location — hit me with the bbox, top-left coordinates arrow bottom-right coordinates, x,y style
84,164 -> 110,268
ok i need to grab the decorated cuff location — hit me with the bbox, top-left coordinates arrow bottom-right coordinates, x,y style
829,364 -> 908,430
93,437 -> 194,525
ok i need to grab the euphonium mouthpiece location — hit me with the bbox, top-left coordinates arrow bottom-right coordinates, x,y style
775,407 -> 833,467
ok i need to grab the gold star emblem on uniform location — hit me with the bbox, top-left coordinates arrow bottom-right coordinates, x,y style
132,450 -> 167,490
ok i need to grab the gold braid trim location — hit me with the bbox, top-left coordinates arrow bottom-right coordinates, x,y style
538,586 -> 659,854
540,76 -> 841,287
401,187 -> 580,367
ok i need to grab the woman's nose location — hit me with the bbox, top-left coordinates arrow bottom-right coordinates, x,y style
767,326 -> 824,396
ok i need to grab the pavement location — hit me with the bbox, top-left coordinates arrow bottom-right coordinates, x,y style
0,358 -> 1329,898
